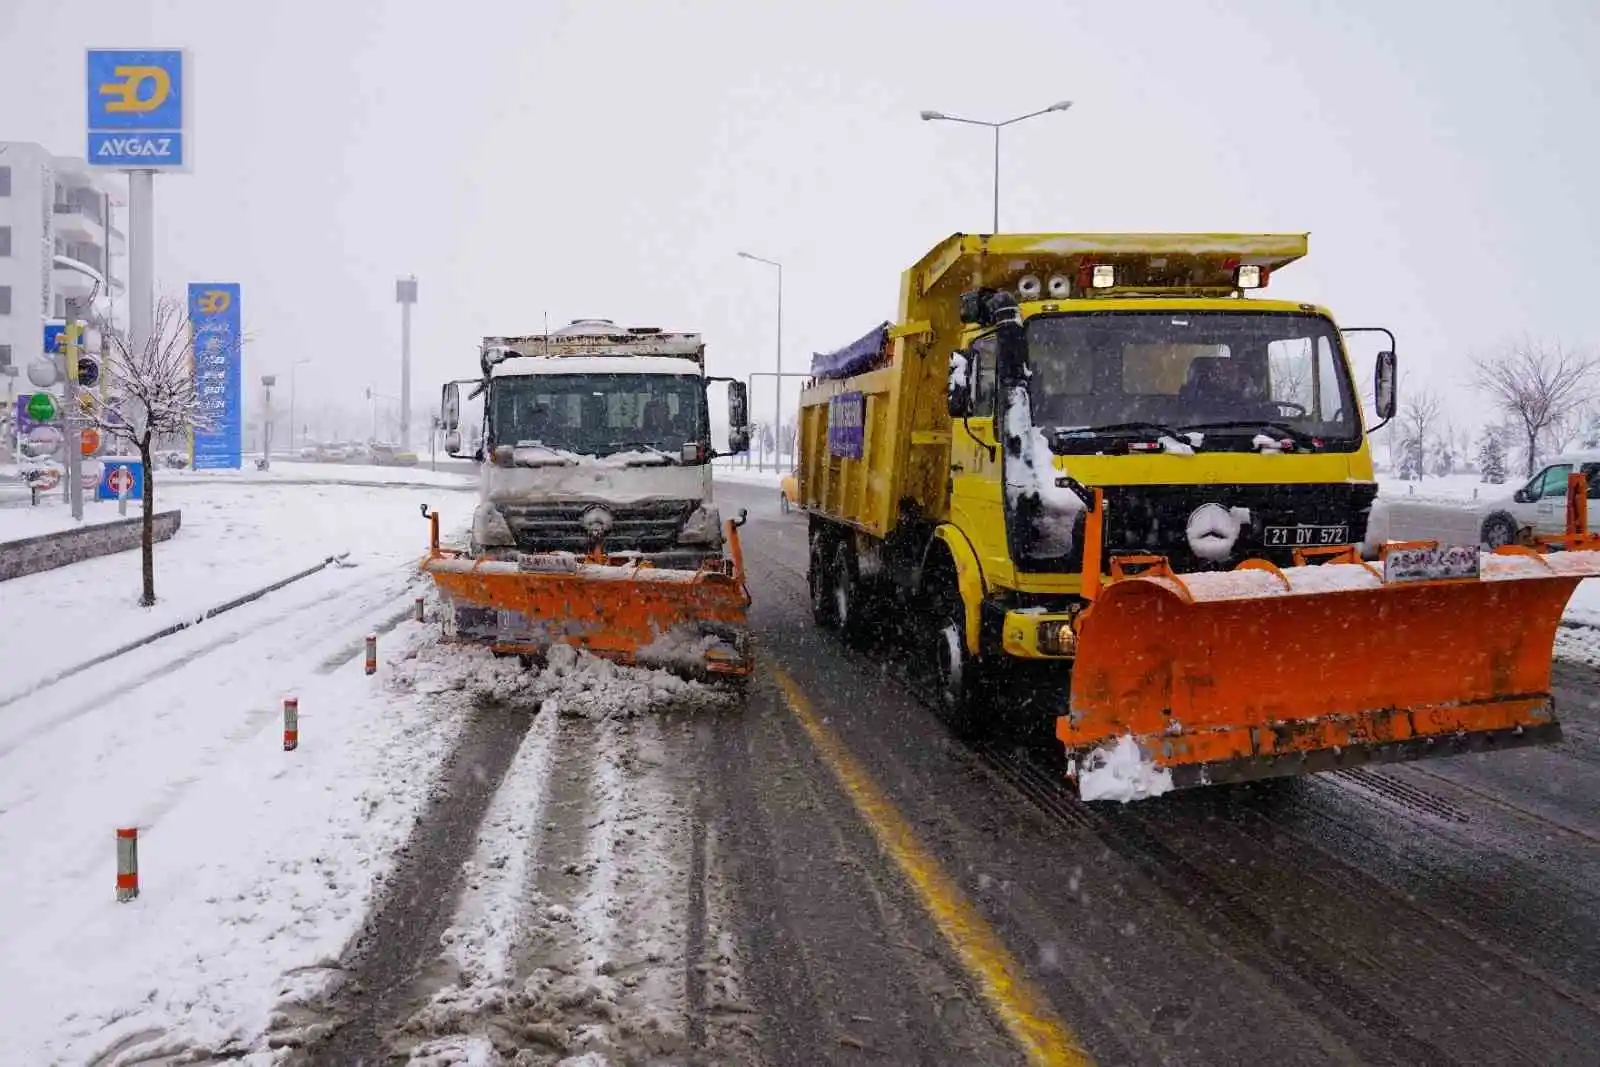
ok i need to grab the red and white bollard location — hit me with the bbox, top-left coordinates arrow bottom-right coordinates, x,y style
414,596 -> 425,622
283,697 -> 299,751
116,827 -> 139,902
365,633 -> 378,675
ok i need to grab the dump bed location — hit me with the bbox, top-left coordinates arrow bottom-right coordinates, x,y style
796,232 -> 1311,538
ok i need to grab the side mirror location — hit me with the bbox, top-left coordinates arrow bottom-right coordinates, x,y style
444,430 -> 463,455
441,382 -> 461,432
727,381 -> 750,454
947,349 -> 974,419
1374,350 -> 1397,420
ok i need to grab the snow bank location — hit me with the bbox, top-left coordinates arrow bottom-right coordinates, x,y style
1077,735 -> 1174,803
529,644 -> 733,720
1,626 -> 521,1064
710,461 -> 788,488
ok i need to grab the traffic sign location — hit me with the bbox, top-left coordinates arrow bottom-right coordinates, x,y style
81,427 -> 102,455
98,460 -> 145,501
86,49 -> 189,170
27,392 -> 58,422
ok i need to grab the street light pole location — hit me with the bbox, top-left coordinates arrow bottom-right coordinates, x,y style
737,251 -> 782,471
52,255 -> 104,521
920,100 -> 1074,232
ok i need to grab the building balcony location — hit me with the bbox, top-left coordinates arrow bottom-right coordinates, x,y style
52,205 -> 106,244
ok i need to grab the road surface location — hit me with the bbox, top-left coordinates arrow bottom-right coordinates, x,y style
282,477 -> 1600,1066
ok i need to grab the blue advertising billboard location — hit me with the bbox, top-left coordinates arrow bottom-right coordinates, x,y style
189,283 -> 241,469
86,48 -> 189,170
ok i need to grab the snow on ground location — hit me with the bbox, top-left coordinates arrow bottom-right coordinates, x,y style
0,610 -> 532,1064
710,459 -> 787,489
0,493 -> 152,540
1076,734 -> 1175,804
402,650 -> 739,1065
0,479 -> 470,701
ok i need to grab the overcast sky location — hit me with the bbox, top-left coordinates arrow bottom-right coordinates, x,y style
3,0 -> 1596,434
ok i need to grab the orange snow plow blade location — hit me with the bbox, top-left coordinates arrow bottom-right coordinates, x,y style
420,510 -> 752,680
1063,491 -> 1600,789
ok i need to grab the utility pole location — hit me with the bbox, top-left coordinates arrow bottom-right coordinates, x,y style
736,252 -> 783,471
397,275 -> 417,450
62,300 -> 83,520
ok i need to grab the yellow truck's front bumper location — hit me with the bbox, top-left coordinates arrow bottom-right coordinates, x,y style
1001,609 -> 1078,659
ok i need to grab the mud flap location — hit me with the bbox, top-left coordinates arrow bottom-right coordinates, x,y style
1062,549 -> 1600,787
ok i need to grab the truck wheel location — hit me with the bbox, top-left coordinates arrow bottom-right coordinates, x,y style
831,541 -> 868,646
1481,511 -> 1518,549
930,581 -> 981,728
810,535 -> 837,629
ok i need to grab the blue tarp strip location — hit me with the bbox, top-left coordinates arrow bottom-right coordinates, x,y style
810,321 -> 891,380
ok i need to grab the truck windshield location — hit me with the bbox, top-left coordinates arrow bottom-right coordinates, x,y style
1025,311 -> 1362,443
491,373 -> 705,457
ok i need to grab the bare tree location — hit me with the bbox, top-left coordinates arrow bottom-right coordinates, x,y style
1394,386 -> 1441,480
1473,339 -> 1599,476
86,296 -> 218,606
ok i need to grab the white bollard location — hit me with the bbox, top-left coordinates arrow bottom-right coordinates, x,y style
283,697 -> 299,751
365,633 -> 378,675
116,827 -> 139,902
118,480 -> 129,516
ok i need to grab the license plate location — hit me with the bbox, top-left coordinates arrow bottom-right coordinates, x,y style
1264,524 -> 1348,547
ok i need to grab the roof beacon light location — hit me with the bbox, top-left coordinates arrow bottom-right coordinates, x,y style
1017,274 -> 1043,299
1046,274 -> 1072,298
1236,264 -> 1265,289
1091,264 -> 1116,289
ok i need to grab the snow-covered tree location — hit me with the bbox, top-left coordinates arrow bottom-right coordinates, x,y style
1429,433 -> 1456,477
1394,387 -> 1440,481
86,296 -> 220,606
1476,425 -> 1508,484
1473,339 -> 1599,475
1396,434 -> 1425,481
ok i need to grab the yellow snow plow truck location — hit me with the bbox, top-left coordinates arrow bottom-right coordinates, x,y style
796,232 -> 1600,794
424,319 -> 754,682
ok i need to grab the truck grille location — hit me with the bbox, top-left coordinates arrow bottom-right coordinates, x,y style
497,499 -> 697,554
1016,482 -> 1380,574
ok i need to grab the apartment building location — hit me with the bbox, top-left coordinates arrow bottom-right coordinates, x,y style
0,141 -> 125,414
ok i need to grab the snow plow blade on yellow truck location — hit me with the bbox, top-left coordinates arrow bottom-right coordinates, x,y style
1064,483 -> 1600,788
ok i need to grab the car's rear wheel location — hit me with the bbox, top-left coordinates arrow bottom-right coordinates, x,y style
1481,511 -> 1519,549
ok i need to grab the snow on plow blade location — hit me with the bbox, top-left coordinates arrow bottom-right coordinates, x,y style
420,515 -> 752,681
1062,546 -> 1600,790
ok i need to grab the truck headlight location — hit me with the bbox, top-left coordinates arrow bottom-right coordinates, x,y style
472,503 -> 516,548
678,505 -> 723,545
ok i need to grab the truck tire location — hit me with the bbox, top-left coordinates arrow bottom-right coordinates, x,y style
1480,510 -> 1518,549
810,533 -> 837,629
831,541 -> 869,647
928,578 -> 982,729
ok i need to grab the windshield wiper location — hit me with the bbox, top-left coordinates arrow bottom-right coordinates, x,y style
612,443 -> 679,465
1178,420 -> 1321,449
1053,422 -> 1200,450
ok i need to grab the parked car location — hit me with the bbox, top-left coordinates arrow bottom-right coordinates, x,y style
1478,450 -> 1600,546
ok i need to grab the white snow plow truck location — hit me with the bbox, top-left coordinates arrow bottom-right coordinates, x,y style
423,318 -> 753,682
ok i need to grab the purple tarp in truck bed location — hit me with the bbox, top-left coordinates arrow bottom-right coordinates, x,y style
810,322 -> 891,381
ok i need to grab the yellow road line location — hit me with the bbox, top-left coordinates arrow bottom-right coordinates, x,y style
770,666 -> 1096,1067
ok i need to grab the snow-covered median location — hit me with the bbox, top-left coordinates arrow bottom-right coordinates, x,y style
0,628 -> 520,1064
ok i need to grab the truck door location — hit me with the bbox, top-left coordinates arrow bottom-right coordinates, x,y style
1527,462 -> 1574,533
948,335 -> 1010,581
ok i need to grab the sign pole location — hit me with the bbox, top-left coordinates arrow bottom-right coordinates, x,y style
63,302 -> 83,520
127,171 -> 154,376
396,276 -> 417,451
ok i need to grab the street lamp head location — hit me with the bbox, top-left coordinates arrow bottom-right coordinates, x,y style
919,110 -> 946,121
737,251 -> 756,260
1049,100 -> 1074,112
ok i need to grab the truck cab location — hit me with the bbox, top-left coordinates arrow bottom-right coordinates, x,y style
440,319 -> 749,567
